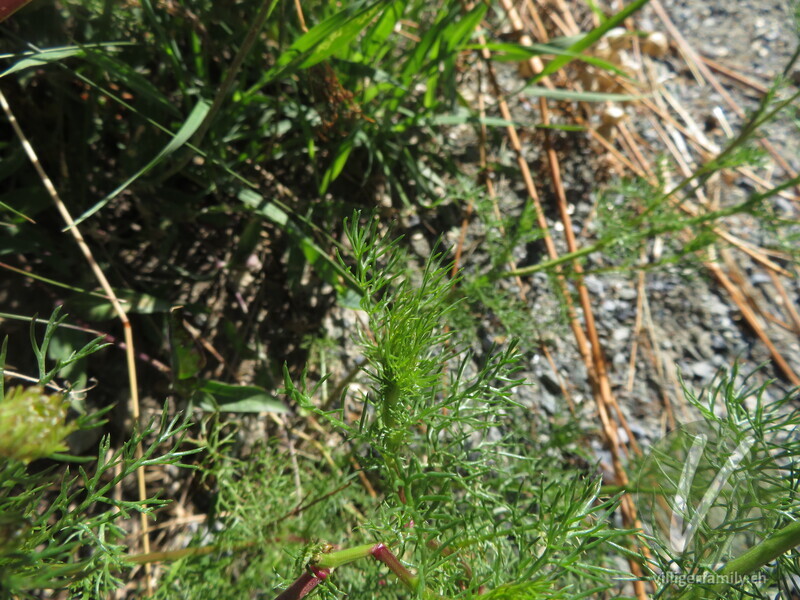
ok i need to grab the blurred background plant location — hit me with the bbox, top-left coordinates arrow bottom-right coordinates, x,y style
0,310 -> 196,599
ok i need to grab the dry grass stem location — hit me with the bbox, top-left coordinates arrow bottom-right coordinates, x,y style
0,88 -> 153,592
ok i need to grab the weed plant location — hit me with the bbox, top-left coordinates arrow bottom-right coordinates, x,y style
0,311 -> 196,598
2,0 -> 800,599
3,234 -> 800,598
148,216 -> 637,599
575,76 -> 800,277
148,221 -> 800,600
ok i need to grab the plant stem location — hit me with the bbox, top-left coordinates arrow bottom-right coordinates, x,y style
313,542 -> 419,589
314,543 -> 376,569
371,543 -> 420,590
506,172 -> 800,277
277,542 -> 432,600
675,519 -> 800,600
274,566 -> 331,600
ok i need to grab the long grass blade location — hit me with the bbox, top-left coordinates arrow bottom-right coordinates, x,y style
530,0 -> 652,83
71,99 -> 210,226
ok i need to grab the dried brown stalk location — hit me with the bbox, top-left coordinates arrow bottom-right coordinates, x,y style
768,270 -> 800,334
0,89 -> 153,592
706,256 -> 800,385
698,55 -> 770,95
489,1 -> 648,595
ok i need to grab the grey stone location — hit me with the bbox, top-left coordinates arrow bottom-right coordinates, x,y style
612,327 -> 630,343
691,362 -> 717,380
584,275 -> 605,296
602,299 -> 617,313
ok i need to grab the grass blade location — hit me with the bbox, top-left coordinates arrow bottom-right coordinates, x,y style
71,99 -> 211,227
247,0 -> 391,95
0,46 -> 84,77
237,189 -> 361,294
523,86 -> 641,102
530,0 -> 652,83
196,380 -> 289,414
319,133 -> 355,193
471,40 -> 632,78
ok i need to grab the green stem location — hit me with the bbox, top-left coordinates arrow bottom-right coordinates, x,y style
313,542 -> 420,589
277,541 -> 444,600
675,518 -> 800,600
314,543 -> 376,569
636,87 -> 800,225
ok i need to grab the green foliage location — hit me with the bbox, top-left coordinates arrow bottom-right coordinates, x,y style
473,182 -> 545,272
152,423 -> 309,599
453,183 -> 563,346
342,213 -> 461,450
504,48 -> 800,280
76,98 -> 211,225
136,220 -> 639,599
0,408 -> 195,598
2,0 -> 799,599
635,368 -> 800,599
168,307 -> 289,413
27,306 -> 108,387
0,309 -> 197,598
276,220 -> 635,598
161,220 -> 800,600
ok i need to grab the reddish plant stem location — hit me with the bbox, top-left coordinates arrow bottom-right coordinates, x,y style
276,542 -> 425,600
0,0 -> 33,22
371,543 -> 419,590
274,566 -> 331,600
